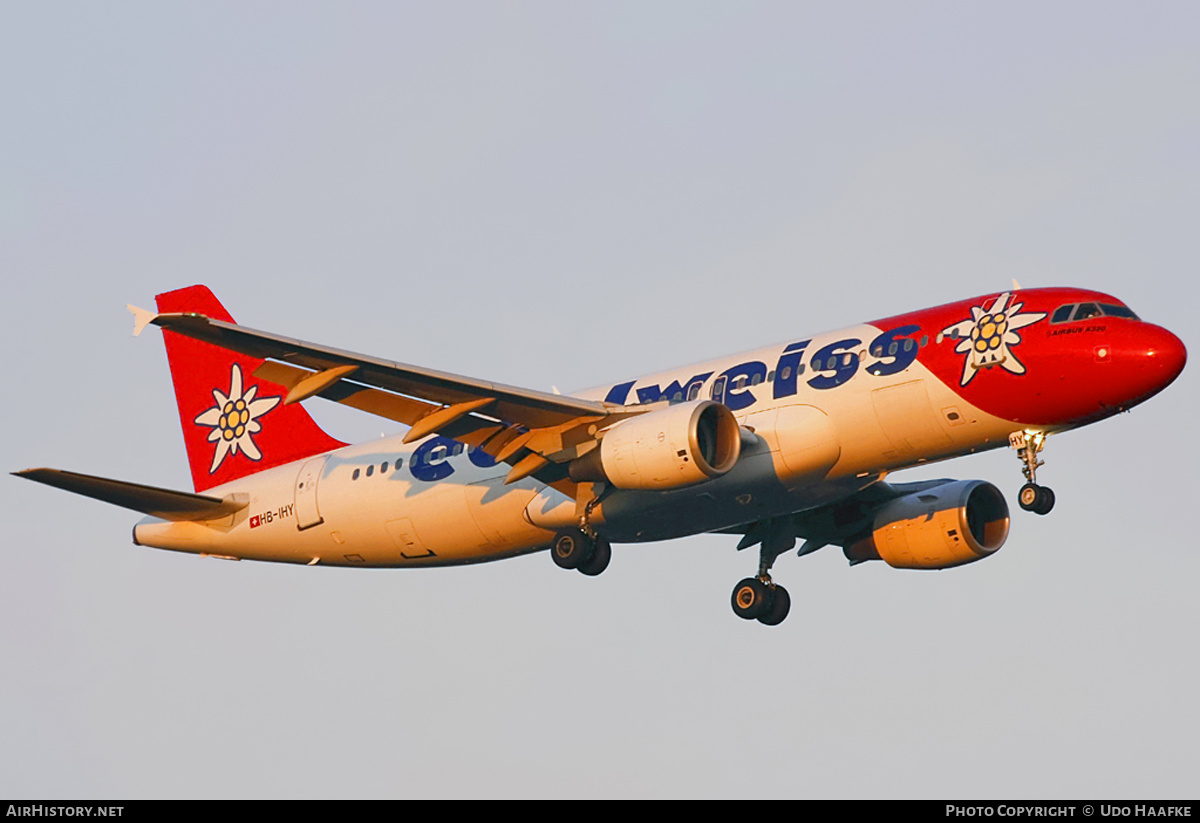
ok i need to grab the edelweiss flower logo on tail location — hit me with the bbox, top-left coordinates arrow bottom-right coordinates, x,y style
194,364 -> 280,472
941,293 -> 1047,387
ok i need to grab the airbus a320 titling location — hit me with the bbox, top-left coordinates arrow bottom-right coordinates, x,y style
16,285 -> 1186,625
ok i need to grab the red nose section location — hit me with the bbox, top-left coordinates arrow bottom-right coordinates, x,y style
1108,324 -> 1187,408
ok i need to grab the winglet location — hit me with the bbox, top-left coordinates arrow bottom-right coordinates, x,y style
127,304 -> 157,337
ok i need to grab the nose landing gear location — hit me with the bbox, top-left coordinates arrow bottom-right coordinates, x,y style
1018,482 -> 1055,515
1010,429 -> 1055,515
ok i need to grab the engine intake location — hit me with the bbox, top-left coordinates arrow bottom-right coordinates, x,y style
570,400 -> 741,490
845,480 -> 1010,570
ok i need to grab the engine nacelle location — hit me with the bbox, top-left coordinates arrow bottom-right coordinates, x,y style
845,480 -> 1010,570
570,400 -> 741,490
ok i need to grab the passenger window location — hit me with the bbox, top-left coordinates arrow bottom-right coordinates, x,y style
687,383 -> 702,401
395,458 -> 404,471
352,468 -> 360,480
366,465 -> 374,477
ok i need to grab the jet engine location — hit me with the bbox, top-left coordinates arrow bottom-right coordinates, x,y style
570,400 -> 741,490
844,480 -> 1010,570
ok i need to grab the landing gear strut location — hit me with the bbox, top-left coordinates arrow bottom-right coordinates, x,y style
1010,429 -> 1055,515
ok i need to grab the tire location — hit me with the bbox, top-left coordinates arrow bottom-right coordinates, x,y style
731,578 -> 771,620
1033,486 -> 1055,515
1018,483 -> 1040,512
758,585 -> 791,626
552,532 -> 592,570
578,537 -> 611,576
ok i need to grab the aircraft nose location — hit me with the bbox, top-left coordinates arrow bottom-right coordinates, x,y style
1108,323 -> 1187,405
1139,323 -> 1186,385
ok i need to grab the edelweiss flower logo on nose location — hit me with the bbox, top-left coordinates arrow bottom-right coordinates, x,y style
941,293 -> 1047,386
194,364 -> 280,472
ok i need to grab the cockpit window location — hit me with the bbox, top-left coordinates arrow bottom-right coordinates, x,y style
1100,303 -> 1139,320
1050,301 -> 1140,325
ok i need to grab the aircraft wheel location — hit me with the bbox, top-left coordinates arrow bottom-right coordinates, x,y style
1033,485 -> 1055,515
1019,483 -> 1055,515
757,585 -> 791,626
551,531 -> 593,570
578,537 -> 611,576
731,577 -> 771,620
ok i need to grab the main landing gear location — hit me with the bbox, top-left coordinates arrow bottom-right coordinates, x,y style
729,519 -> 799,626
550,530 -> 611,576
549,492 -> 612,576
1010,429 -> 1055,515
731,576 -> 790,626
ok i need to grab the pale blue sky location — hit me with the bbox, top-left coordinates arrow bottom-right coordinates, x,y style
3,2 -> 1197,798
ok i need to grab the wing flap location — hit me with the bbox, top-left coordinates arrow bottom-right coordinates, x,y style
14,468 -> 249,522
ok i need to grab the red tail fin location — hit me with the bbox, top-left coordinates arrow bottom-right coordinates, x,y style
155,286 -> 347,492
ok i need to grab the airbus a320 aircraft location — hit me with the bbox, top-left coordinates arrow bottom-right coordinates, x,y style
17,285 -> 1186,625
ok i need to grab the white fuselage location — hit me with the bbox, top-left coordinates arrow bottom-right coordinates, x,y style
134,322 -> 1019,566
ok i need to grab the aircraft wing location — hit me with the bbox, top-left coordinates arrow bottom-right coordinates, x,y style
724,477 -> 954,556
14,468 -> 248,521
145,311 -> 647,486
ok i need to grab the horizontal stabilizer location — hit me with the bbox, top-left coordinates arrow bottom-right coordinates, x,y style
13,468 -> 248,521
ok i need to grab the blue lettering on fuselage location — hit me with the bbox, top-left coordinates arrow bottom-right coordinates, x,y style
410,436 -> 458,481
636,372 -> 712,404
865,324 -> 920,376
403,326 -> 926,483
605,381 -> 636,405
468,446 -> 497,468
772,340 -> 810,399
715,361 -> 768,411
806,338 -> 862,390
409,436 -> 498,482
606,325 -> 925,411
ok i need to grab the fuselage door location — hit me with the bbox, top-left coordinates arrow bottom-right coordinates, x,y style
294,455 -> 328,530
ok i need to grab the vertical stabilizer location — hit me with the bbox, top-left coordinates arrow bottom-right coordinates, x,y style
155,285 -> 347,492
